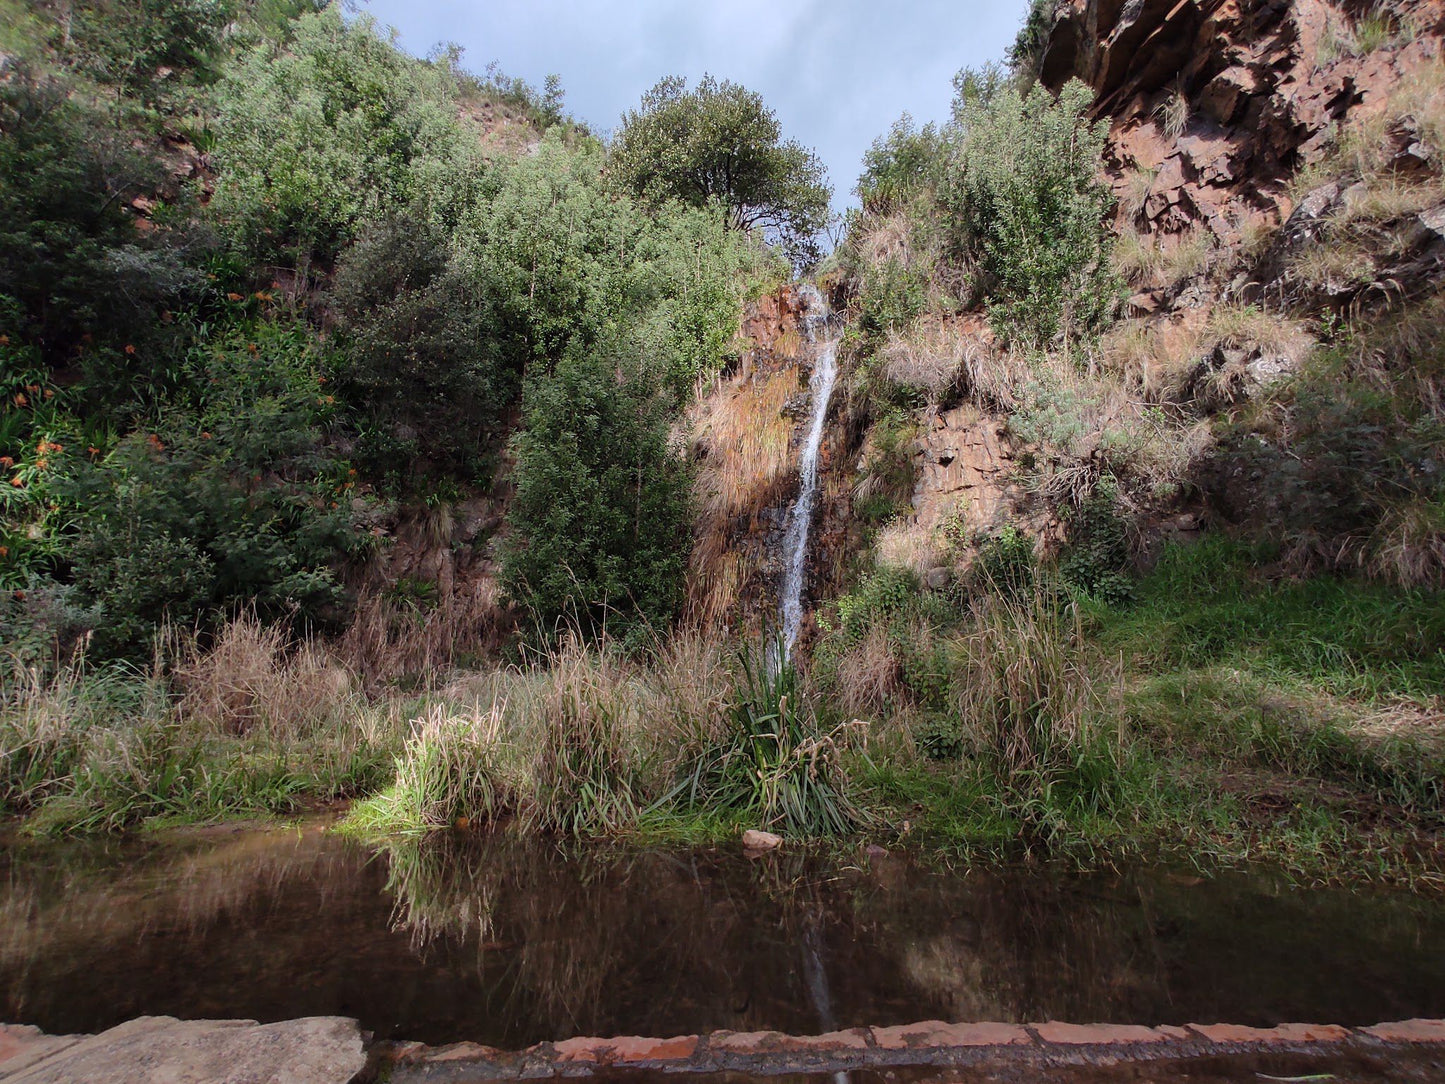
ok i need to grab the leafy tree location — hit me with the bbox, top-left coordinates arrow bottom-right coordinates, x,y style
609,75 -> 831,264
211,7 -> 466,266
331,209 -> 513,483
60,324 -> 361,658
58,0 -> 234,106
856,114 -> 945,215
941,76 -> 1120,346
502,349 -> 691,636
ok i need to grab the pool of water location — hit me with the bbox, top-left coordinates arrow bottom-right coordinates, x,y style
1,824 -> 1442,1047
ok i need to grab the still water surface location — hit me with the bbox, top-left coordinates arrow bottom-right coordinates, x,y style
2,824 -> 1442,1047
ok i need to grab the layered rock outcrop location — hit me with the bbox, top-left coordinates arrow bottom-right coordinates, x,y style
1040,0 -> 1445,246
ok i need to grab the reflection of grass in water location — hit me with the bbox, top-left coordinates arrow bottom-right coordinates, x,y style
0,829 -> 345,971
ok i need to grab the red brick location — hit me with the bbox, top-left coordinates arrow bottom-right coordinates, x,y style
1363,1019 -> 1445,1044
1189,1023 -> 1278,1044
709,1030 -> 785,1054
1032,1021 -> 1177,1045
1269,1023 -> 1350,1043
605,1035 -> 699,1063
772,1029 -> 871,1052
1189,1022 -> 1348,1044
869,1021 -> 953,1050
871,1021 -> 1031,1049
553,1036 -> 610,1062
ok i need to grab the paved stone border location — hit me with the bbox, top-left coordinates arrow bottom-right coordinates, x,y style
388,1018 -> 1445,1081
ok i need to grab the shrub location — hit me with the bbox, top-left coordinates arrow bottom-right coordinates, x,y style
941,76 -> 1120,346
1060,475 -> 1134,605
502,349 -> 692,637
856,114 -> 946,214
332,209 -> 513,483
60,324 -> 361,658
211,7 -> 466,264
672,645 -> 862,837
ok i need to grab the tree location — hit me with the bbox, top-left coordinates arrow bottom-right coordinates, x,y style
211,8 -> 465,266
609,75 -> 831,264
331,209 -> 514,484
501,348 -> 691,637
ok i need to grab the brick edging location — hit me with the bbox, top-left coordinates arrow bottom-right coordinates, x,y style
388,1018 -> 1445,1080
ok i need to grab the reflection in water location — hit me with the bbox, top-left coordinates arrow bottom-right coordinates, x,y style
2,825 -> 1444,1047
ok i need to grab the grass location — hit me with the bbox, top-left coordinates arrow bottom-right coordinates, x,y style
5,542 -> 1441,888
1,618 -> 405,834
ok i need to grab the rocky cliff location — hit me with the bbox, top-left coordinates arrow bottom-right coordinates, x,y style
1040,0 -> 1444,249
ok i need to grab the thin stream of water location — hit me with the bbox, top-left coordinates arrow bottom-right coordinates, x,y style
780,284 -> 841,657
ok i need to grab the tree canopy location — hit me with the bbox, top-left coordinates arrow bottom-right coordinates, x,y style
609,75 -> 831,264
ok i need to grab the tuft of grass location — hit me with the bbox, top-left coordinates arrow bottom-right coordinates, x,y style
1155,88 -> 1190,141
667,642 -> 865,837
343,703 -> 516,835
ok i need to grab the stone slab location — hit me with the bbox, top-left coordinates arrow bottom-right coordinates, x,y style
1362,1019 -> 1445,1043
1032,1021 -> 1192,1044
0,1016 -> 365,1084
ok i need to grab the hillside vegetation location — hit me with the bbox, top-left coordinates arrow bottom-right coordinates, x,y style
1,0 -> 1441,885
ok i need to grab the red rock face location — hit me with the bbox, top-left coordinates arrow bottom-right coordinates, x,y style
1039,0 -> 1445,245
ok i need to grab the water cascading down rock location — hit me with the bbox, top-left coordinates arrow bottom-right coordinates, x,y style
779,284 -> 841,658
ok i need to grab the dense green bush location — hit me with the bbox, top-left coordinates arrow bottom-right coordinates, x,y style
941,76 -> 1120,345
211,7 -> 467,265
331,210 -> 512,483
0,70 -> 195,377
1060,476 -> 1135,605
60,324 -> 363,658
502,349 -> 692,637
856,114 -> 946,215
58,0 -> 232,106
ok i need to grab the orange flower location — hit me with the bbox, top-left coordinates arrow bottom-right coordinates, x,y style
88,446 -> 100,457
10,477 -> 23,487
0,546 -> 8,558
35,458 -> 47,470
124,344 -> 137,356
13,393 -> 26,407
227,292 -> 244,301
0,456 -> 12,468
201,431 -> 212,440
0,335 -> 9,346
26,384 -> 38,393
146,434 -> 165,452
247,343 -> 258,354
43,389 -> 54,400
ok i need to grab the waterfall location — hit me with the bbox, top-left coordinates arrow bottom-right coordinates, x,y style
779,283 -> 840,658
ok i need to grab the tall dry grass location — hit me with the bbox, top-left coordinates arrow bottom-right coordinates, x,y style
339,578 -> 511,690
346,632 -> 737,836
954,588 -> 1121,785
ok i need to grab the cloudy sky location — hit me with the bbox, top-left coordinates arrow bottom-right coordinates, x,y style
359,0 -> 1029,216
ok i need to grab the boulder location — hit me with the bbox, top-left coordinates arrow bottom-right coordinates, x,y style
741,829 -> 783,852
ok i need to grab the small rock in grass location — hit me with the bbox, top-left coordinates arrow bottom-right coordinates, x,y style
742,829 -> 782,852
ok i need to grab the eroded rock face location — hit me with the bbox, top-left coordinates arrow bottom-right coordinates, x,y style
911,405 -> 1018,536
1040,0 -> 1445,246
